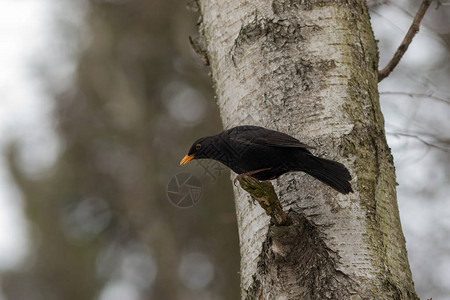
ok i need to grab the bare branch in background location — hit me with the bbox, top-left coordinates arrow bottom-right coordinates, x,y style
436,0 -> 450,7
380,91 -> 450,104
387,131 -> 450,152
378,0 -> 433,82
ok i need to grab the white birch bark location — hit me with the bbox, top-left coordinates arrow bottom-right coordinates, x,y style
195,0 -> 418,298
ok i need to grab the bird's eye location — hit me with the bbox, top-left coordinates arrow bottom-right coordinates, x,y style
195,143 -> 201,150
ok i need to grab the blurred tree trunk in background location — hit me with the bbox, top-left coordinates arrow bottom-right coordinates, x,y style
197,0 -> 418,298
1,1 -> 240,299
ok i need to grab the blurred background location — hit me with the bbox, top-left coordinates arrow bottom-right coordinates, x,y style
0,0 -> 448,299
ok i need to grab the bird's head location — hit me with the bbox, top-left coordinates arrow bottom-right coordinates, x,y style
179,136 -> 214,165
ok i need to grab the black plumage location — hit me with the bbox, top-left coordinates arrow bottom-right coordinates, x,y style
180,125 -> 353,194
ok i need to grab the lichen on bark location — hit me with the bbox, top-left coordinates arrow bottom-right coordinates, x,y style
236,175 -> 287,226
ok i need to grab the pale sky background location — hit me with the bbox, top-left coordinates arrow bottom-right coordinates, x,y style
0,0 -> 448,299
0,0 -> 55,270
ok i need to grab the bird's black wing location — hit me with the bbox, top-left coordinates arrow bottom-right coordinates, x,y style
226,125 -> 314,150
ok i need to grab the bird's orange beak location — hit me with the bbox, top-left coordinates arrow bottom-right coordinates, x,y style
180,154 -> 195,165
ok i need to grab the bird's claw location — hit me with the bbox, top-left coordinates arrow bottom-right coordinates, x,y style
234,168 -> 271,186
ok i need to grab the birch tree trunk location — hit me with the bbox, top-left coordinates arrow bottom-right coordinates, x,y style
195,0 -> 418,298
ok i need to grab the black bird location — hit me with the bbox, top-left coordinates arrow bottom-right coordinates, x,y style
180,125 -> 353,194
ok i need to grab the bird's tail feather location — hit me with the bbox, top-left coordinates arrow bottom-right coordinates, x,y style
302,156 -> 353,194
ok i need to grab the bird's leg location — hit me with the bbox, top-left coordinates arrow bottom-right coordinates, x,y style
233,168 -> 271,186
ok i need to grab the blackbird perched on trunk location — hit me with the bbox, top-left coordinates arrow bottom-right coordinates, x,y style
180,125 -> 353,194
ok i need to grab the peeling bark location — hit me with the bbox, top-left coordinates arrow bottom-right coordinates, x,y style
196,0 -> 418,298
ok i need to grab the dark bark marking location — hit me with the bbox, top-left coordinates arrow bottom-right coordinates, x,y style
230,13 -> 312,65
260,58 -> 335,114
272,0 -> 350,14
245,210 -> 357,299
230,12 -> 335,112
